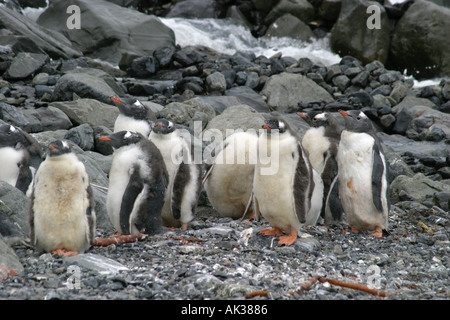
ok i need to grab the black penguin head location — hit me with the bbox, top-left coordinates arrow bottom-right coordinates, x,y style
111,97 -> 149,120
99,130 -> 143,149
0,124 -> 28,149
262,118 -> 288,134
339,110 -> 374,133
47,140 -> 72,157
152,119 -> 176,135
298,111 -> 332,128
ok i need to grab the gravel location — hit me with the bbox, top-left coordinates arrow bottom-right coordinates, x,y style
1,203 -> 449,302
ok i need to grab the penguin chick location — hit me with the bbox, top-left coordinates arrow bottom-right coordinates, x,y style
29,140 -> 95,255
111,96 -> 156,137
0,124 -> 43,196
203,130 -> 258,220
100,131 -> 168,235
149,119 -> 202,230
337,110 -> 390,238
253,117 -> 324,246
298,111 -> 343,224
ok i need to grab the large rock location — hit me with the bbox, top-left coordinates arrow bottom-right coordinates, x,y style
330,0 -> 390,64
50,98 -> 120,131
3,52 -> 48,80
37,0 -> 175,65
0,182 -> 31,237
204,104 -> 266,138
166,0 -> 222,18
260,73 -> 334,112
52,71 -> 121,104
264,0 -> 315,25
389,0 -> 450,79
264,13 -> 315,42
0,6 -> 82,59
390,173 -> 450,209
0,234 -> 24,276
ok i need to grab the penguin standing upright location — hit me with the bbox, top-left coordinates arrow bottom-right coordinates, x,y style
29,140 -> 95,255
252,117 -> 324,246
0,124 -> 43,196
297,111 -> 343,224
149,119 -> 202,230
99,131 -> 168,236
203,130 -> 258,220
337,110 -> 390,238
111,96 -> 156,137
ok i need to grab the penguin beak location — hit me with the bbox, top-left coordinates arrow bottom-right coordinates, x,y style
339,110 -> 350,117
98,137 -> 112,141
297,113 -> 307,118
156,123 -> 164,128
48,145 -> 56,150
262,125 -> 271,130
111,97 -> 122,103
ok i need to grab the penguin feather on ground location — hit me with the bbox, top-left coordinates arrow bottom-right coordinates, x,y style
149,119 -> 202,230
203,130 -> 258,220
100,131 -> 168,236
29,140 -> 95,255
337,110 -> 390,238
0,124 -> 43,196
297,111 -> 343,224
252,117 -> 323,246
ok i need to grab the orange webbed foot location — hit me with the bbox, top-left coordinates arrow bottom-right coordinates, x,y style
351,226 -> 360,234
368,226 -> 383,238
278,227 -> 298,246
51,248 -> 79,256
259,227 -> 283,236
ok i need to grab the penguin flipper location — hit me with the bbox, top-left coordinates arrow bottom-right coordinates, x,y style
137,173 -> 166,235
171,161 -> 191,220
325,175 -> 343,222
371,143 -> 385,213
85,184 -> 96,245
119,168 -> 144,234
15,164 -> 33,194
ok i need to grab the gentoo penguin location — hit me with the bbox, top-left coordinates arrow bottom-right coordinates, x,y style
297,111 -> 343,224
99,131 -> 168,235
252,117 -> 324,246
0,124 -> 43,196
29,140 -> 96,255
203,130 -> 258,220
111,96 -> 156,137
337,110 -> 390,238
149,119 -> 202,230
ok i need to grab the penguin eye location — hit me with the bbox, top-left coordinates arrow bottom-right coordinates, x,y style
356,116 -> 361,121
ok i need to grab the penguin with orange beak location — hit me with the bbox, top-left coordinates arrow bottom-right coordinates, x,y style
252,117 -> 324,246
29,140 -> 96,255
337,110 -> 390,238
111,96 -> 156,137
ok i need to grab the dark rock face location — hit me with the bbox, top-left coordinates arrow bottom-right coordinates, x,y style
330,0 -> 390,65
389,0 -> 450,79
36,0 -> 175,65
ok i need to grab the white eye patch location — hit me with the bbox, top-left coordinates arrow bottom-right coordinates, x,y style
278,121 -> 285,130
314,113 -> 327,120
358,112 -> 367,119
62,140 -> 69,149
9,125 -> 17,132
124,131 -> 132,139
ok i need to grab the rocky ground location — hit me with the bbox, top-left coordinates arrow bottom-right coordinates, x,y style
0,0 -> 449,303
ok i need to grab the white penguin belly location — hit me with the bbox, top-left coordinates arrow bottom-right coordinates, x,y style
33,155 -> 90,253
254,135 -> 300,233
107,145 -> 144,233
114,114 -> 150,137
338,131 -> 385,230
149,132 -> 184,226
0,147 -> 23,186
302,127 -> 330,174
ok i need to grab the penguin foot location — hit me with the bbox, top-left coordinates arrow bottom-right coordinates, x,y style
51,248 -> 79,256
181,223 -> 188,231
368,226 -> 383,239
278,227 -> 298,246
350,226 -> 360,234
259,227 -> 283,237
